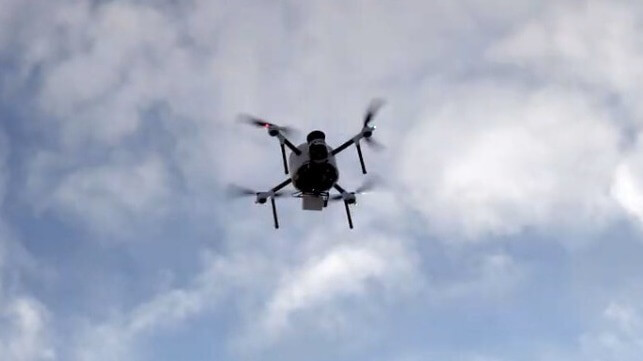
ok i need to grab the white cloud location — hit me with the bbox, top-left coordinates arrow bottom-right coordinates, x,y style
0,298 -> 55,361
6,0 -> 643,244
71,250 -> 280,361
44,156 -> 171,236
578,299 -> 643,361
0,129 -> 56,361
612,164 -> 643,223
433,252 -> 524,301
13,0 -> 636,243
483,0 -> 643,238
488,0 -> 643,93
486,0 -> 643,137
399,82 -> 621,239
7,0 -> 643,360
255,236 -> 419,345
36,1 -> 189,147
611,140 -> 643,226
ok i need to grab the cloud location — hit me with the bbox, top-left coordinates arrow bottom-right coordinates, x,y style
609,137 -> 643,229
70,231 -> 422,360
70,250 -> 283,361
6,0 -> 643,361
482,0 -> 643,239
0,129 -> 55,361
578,299 -> 643,361
399,82 -> 621,239
5,0 -> 642,243
35,1 -> 196,147
13,0 -> 636,242
487,0 -> 643,95
261,237 -> 417,338
45,156 -> 171,236
0,298 -> 55,361
432,252 -> 524,301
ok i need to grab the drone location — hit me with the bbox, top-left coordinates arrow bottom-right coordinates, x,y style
229,99 -> 385,229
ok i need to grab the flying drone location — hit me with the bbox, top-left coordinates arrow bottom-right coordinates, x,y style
229,99 -> 385,229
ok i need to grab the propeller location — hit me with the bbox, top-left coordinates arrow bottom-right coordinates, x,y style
330,178 -> 379,201
364,136 -> 385,150
238,114 -> 298,137
226,185 -> 287,201
226,184 -> 257,198
361,99 -> 385,151
363,98 -> 385,127
355,177 -> 378,194
226,184 -> 288,229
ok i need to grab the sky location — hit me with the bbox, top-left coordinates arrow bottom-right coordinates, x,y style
2,0 -> 643,360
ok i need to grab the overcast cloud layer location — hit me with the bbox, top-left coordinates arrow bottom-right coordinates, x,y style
3,0 -> 643,360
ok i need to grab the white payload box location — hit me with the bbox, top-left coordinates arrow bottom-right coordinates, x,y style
302,194 -> 324,211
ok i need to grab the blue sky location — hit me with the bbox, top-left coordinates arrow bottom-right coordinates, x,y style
2,0 -> 643,360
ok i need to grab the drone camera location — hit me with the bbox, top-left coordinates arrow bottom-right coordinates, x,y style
306,130 -> 326,143
309,141 -> 328,161
307,130 -> 329,162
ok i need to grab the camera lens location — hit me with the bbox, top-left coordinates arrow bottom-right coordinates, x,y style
309,142 -> 328,161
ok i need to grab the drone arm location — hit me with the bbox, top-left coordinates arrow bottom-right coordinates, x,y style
277,134 -> 302,156
271,178 -> 292,193
284,138 -> 301,155
333,183 -> 347,193
331,134 -> 362,156
331,133 -> 369,174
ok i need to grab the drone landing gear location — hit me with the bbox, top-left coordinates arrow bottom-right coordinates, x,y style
271,196 -> 279,229
278,136 -> 301,174
280,142 -> 288,174
333,184 -> 355,229
256,178 -> 292,229
355,142 -> 367,174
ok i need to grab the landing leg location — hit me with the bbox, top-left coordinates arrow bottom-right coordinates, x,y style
271,197 -> 279,229
280,142 -> 289,174
333,183 -> 354,230
343,201 -> 353,229
356,142 -> 367,174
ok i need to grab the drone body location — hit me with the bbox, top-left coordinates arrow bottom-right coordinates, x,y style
289,131 -> 339,210
233,99 -> 384,229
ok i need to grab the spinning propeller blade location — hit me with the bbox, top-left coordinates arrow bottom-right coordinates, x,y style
330,178 -> 380,201
226,184 -> 286,199
227,183 -> 288,229
355,177 -> 378,194
364,136 -> 385,150
361,99 -> 386,154
226,184 -> 257,199
363,98 -> 385,127
237,114 -> 298,137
